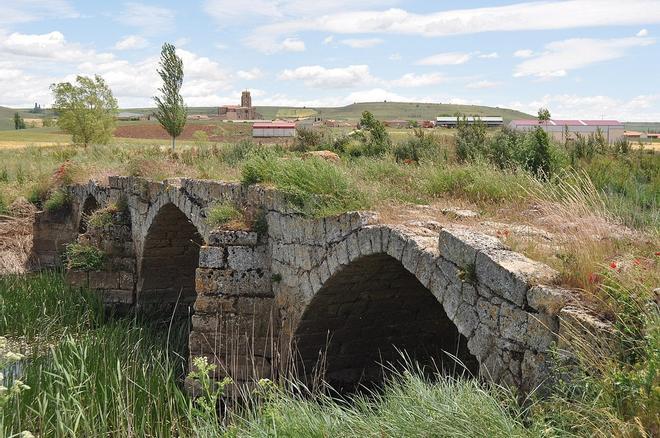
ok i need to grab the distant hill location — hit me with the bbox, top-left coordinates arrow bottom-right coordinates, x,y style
257,102 -> 535,122
117,102 -> 535,123
0,106 -> 53,130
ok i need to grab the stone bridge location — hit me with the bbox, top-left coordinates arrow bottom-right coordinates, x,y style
31,176 -> 598,393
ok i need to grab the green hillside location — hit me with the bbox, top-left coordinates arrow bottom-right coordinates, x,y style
114,102 -> 534,123
256,102 -> 535,122
0,106 -> 53,130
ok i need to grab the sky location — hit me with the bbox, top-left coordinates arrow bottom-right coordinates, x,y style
1,0 -> 660,120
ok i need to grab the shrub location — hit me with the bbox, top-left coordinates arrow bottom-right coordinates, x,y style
357,111 -> 392,157
206,201 -> 242,227
43,189 -> 71,212
394,128 -> 443,163
220,140 -> 258,165
65,243 -> 105,271
86,203 -> 124,229
293,127 -> 323,152
455,115 -> 486,161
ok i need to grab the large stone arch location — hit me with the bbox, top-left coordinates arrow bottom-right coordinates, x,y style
137,202 -> 205,314
293,251 -> 479,391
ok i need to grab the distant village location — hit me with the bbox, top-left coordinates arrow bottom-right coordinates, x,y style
110,90 -> 657,143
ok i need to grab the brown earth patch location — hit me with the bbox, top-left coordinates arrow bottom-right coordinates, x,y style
114,123 -> 292,144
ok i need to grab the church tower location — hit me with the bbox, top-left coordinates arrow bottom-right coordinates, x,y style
241,90 -> 252,108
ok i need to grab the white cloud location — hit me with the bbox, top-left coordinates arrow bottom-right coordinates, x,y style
114,35 -> 148,50
637,28 -> 649,36
416,52 -> 472,66
237,68 -> 264,80
388,73 -> 447,88
0,31 -> 114,63
340,38 -> 383,48
513,49 -> 535,58
466,80 -> 500,89
388,53 -> 401,61
278,64 -> 374,88
281,37 -> 305,51
478,52 -> 499,59
323,35 -> 334,45
0,0 -> 78,26
117,2 -> 175,35
246,1 -> 660,52
514,36 -> 655,78
511,93 -> 660,121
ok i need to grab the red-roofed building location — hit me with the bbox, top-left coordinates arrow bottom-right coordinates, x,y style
509,119 -> 624,143
253,121 -> 296,137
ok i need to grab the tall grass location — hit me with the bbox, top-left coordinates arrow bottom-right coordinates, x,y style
232,368 -> 533,437
0,271 -> 102,342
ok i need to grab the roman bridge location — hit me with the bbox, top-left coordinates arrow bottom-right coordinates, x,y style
31,176 -> 606,393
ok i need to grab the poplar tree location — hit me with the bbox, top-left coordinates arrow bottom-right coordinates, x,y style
154,43 -> 187,151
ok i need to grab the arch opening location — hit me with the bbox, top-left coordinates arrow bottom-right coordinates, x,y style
293,253 -> 478,393
78,195 -> 100,234
138,203 -> 203,317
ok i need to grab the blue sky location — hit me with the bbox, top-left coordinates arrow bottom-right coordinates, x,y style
1,0 -> 660,120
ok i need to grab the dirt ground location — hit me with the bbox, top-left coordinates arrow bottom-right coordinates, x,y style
114,123 -> 291,145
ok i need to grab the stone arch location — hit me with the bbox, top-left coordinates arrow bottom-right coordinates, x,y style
77,195 -> 100,234
293,241 -> 479,392
137,202 -> 205,315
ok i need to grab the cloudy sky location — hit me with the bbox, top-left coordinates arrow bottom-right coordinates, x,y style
1,0 -> 660,120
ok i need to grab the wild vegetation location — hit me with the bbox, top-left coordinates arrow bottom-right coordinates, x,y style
0,106 -> 657,435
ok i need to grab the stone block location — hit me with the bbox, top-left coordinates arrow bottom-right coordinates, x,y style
66,270 -> 89,288
558,306 -> 616,359
119,271 -> 134,290
476,298 -> 499,329
526,313 -> 558,351
102,289 -> 134,304
199,246 -> 226,269
453,302 -> 478,337
438,228 -> 506,269
227,246 -> 267,271
499,303 -> 528,344
475,249 -> 559,306
89,271 -> 119,290
467,323 -> 495,361
527,285 -> 573,316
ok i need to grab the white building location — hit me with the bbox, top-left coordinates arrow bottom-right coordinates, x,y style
436,116 -> 503,127
252,121 -> 296,138
508,119 -> 625,143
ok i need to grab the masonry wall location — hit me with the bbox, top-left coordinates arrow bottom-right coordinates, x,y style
30,176 -> 613,394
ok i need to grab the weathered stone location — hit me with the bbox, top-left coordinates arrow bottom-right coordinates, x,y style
227,246 -> 267,271
441,207 -> 480,220
209,230 -> 258,247
499,303 -> 528,344
199,246 -> 226,269
119,271 -> 134,290
527,285 -> 572,315
476,249 -> 559,306
438,227 -> 506,269
558,306 -> 616,358
66,270 -> 88,288
89,271 -> 119,290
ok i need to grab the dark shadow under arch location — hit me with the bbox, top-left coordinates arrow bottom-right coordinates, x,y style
78,195 -> 100,234
137,203 -> 204,316
293,253 -> 478,392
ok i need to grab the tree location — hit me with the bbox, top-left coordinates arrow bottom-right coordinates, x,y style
13,113 -> 26,130
51,75 -> 118,147
154,43 -> 187,151
538,107 -> 551,125
358,111 -> 391,156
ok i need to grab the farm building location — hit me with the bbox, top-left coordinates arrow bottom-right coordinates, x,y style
252,121 -> 296,137
509,119 -> 625,143
436,116 -> 503,127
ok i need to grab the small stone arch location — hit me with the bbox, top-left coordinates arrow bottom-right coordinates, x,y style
137,202 -> 205,315
292,228 -> 479,392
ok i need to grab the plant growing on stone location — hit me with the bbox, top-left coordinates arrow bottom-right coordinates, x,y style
87,202 -> 124,229
43,189 -> 71,212
207,201 -> 242,227
65,243 -> 104,271
154,43 -> 187,151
